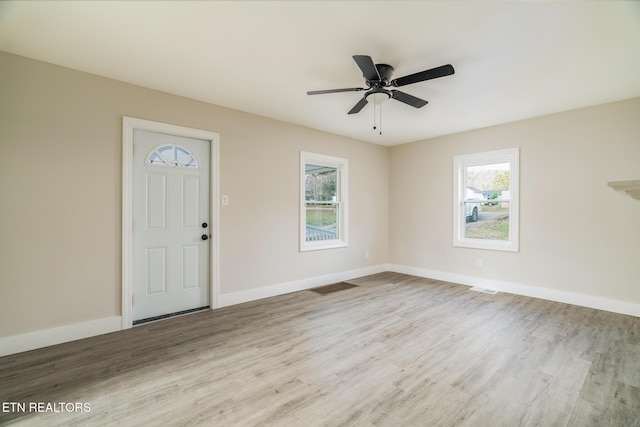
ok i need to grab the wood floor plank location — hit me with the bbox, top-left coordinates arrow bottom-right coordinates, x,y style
1,272 -> 639,426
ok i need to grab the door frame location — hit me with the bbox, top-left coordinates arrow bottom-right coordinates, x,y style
122,116 -> 220,329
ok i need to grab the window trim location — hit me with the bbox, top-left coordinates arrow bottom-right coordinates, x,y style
453,148 -> 520,252
300,151 -> 348,252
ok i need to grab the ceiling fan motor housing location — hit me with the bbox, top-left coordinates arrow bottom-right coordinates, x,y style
371,64 -> 394,87
364,64 -> 394,104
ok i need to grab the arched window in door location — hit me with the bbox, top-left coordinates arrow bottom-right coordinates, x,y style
146,144 -> 199,168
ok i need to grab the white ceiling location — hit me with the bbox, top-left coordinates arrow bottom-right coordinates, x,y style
1,1 -> 639,146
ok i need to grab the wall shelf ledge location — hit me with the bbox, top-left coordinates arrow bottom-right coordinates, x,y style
608,180 -> 640,200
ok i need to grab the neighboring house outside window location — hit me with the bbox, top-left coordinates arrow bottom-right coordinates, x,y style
300,151 -> 348,251
453,148 -> 519,252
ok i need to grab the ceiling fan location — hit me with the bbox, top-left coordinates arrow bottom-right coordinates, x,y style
307,55 -> 455,114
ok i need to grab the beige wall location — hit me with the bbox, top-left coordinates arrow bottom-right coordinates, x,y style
0,52 -> 389,337
389,97 -> 640,303
1,50 -> 639,341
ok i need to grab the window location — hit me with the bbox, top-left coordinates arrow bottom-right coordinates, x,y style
453,148 -> 519,252
147,144 -> 198,168
300,151 -> 348,251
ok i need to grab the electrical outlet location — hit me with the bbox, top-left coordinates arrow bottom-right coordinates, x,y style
476,259 -> 484,268
221,195 -> 229,206
364,250 -> 370,259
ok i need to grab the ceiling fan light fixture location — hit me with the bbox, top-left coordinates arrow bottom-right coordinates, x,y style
366,89 -> 391,105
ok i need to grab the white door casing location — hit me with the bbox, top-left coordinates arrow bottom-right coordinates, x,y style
122,117 -> 220,329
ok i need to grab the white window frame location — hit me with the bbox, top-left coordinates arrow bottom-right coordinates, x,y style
300,151 -> 348,251
453,148 -> 519,252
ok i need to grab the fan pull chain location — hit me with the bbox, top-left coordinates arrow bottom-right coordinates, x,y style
373,102 -> 377,131
372,102 -> 383,135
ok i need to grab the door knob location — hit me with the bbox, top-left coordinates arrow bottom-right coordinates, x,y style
201,234 -> 209,241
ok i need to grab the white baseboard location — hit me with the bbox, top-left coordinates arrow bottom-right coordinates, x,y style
0,316 -> 122,357
4,264 -> 635,357
389,264 -> 640,318
220,264 -> 390,307
0,265 -> 388,357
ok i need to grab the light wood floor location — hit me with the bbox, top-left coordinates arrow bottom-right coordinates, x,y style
1,272 -> 639,426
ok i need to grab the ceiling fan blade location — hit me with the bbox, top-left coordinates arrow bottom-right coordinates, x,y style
348,97 -> 369,114
353,55 -> 380,81
391,64 -> 455,87
391,90 -> 429,108
307,87 -> 365,95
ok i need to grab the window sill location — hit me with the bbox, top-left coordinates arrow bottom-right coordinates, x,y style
453,239 -> 519,252
300,241 -> 348,252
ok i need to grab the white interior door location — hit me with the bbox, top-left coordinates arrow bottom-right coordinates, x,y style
132,130 -> 210,322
